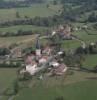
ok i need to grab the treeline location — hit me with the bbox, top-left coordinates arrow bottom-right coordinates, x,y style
0,48 -> 10,56
75,43 -> 97,55
0,0 -> 43,8
61,0 -> 97,5
0,61 -> 22,68
60,0 -> 97,22
0,15 -> 62,27
0,29 -> 44,37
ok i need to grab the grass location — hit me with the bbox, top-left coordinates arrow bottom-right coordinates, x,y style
0,25 -> 49,32
62,40 -> 81,50
73,30 -> 97,43
0,4 -> 61,21
0,3 -> 61,35
0,68 -> 17,100
0,34 -> 37,46
0,68 -> 17,93
14,71 -> 97,100
83,54 -> 97,69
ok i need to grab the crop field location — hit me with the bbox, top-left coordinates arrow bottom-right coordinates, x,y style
0,34 -> 37,46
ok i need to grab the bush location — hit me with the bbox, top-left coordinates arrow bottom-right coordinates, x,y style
23,72 -> 32,80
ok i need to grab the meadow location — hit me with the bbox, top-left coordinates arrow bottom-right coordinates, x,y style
0,3 -> 61,36
0,25 -> 49,32
0,4 -> 61,21
0,34 -> 37,46
73,30 -> 97,43
0,68 -> 17,94
14,71 -> 97,100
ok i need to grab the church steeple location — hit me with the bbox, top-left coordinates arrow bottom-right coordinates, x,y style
36,36 -> 41,49
35,36 -> 41,57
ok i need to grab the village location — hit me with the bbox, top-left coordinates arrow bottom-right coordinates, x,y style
1,0 -> 97,100
20,24 -> 72,76
0,24 -> 97,78
0,24 -> 71,75
0,28 -> 97,77
0,23 -> 97,100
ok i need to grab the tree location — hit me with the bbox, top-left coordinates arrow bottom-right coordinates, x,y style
13,80 -> 19,95
0,48 -> 10,56
16,11 -> 20,18
53,0 -> 58,5
93,65 -> 97,73
88,12 -> 97,22
23,72 -> 32,80
46,4 -> 50,8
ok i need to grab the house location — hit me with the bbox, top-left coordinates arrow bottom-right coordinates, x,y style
42,46 -> 52,55
53,63 -> 67,75
11,47 -> 22,58
26,61 -> 38,75
52,31 -> 56,36
25,54 -> 35,65
82,25 -> 88,29
35,36 -> 41,57
39,55 -> 48,64
49,60 -> 60,67
58,25 -> 71,39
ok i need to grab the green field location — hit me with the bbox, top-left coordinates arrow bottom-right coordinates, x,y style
0,68 -> 17,93
0,68 -> 97,100
14,71 -> 97,100
73,29 -> 97,42
0,3 -> 61,35
0,68 -> 17,100
83,54 -> 97,69
62,40 -> 81,50
0,25 -> 49,32
0,34 -> 37,46
0,4 -> 61,21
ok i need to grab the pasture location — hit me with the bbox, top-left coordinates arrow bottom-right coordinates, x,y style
0,68 -> 17,93
14,71 -> 97,100
0,4 -> 62,21
0,25 -> 49,32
